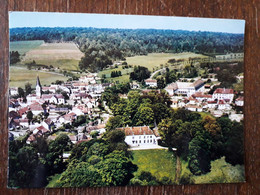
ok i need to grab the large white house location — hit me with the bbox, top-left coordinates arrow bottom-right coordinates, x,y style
165,79 -> 205,97
213,88 -> 234,103
117,126 -> 159,147
145,79 -> 157,87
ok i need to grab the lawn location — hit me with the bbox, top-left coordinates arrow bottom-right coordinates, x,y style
22,42 -> 84,71
10,40 -> 44,56
126,52 -> 207,71
98,66 -> 133,83
9,66 -> 68,87
131,149 -> 176,181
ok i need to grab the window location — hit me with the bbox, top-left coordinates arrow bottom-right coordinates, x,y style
144,140 -> 146,143
139,140 -> 141,143
150,136 -> 152,138
132,136 -> 134,139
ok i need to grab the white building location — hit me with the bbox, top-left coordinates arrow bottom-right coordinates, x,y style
9,87 -> 18,96
165,80 -> 205,97
117,126 -> 159,147
235,96 -> 244,107
213,88 -> 234,103
145,79 -> 157,87
215,53 -> 244,60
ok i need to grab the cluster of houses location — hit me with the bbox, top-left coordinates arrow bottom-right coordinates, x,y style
163,79 -> 243,117
8,73 -> 110,144
8,70 -> 244,149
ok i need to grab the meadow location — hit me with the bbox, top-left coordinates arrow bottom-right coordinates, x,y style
9,66 -> 68,87
98,66 -> 133,83
126,52 -> 208,71
10,40 -> 44,55
131,149 -> 176,181
22,42 -> 84,71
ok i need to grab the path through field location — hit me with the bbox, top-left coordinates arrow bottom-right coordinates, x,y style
175,155 -> 182,183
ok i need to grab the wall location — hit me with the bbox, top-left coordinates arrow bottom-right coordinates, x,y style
0,0 -> 260,194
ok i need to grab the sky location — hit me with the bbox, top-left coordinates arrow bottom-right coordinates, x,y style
9,12 -> 245,34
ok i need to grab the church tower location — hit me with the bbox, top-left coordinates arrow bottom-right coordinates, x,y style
36,75 -> 42,97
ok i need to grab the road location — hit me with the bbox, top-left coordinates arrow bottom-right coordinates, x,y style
150,68 -> 165,79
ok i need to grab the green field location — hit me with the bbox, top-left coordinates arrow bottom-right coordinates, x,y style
21,42 -> 84,71
98,66 -> 133,83
9,66 -> 68,87
132,149 -> 176,181
10,40 -> 44,55
126,52 -> 207,71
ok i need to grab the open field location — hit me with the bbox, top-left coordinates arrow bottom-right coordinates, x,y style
132,149 -> 176,181
9,66 -> 68,87
126,52 -> 208,71
22,42 -> 84,71
10,40 -> 44,55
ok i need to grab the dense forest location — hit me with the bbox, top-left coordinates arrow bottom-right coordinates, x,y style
10,27 -> 244,72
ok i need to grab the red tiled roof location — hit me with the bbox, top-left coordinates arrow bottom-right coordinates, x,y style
214,88 -> 234,94
117,126 -> 156,136
192,92 -> 212,98
18,107 -> 29,116
145,79 -> 157,83
37,125 -> 49,133
236,96 -> 244,101
29,102 -> 44,111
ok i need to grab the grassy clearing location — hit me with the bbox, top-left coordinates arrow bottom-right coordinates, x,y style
192,157 -> 245,184
10,40 -> 44,55
179,157 -> 245,184
9,66 -> 68,88
22,42 -> 84,71
131,149 -> 176,181
106,75 -> 130,83
126,52 -> 207,71
98,66 -> 133,83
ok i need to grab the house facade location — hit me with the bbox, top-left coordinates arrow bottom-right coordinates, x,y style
213,88 -> 234,103
117,126 -> 159,147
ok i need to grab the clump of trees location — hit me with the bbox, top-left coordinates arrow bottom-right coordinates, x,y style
10,51 -> 20,64
8,133 -> 72,188
130,66 -> 151,82
111,70 -> 122,78
200,61 -> 243,88
158,109 -> 244,175
79,48 -> 112,72
53,130 -> 137,187
104,89 -> 172,129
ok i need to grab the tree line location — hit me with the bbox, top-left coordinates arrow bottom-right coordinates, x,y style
10,27 -> 244,72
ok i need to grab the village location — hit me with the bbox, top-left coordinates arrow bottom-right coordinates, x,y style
8,65 -> 244,150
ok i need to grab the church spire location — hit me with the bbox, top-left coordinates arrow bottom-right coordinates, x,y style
36,75 -> 41,88
36,75 -> 42,97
